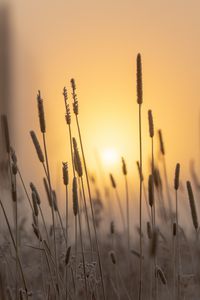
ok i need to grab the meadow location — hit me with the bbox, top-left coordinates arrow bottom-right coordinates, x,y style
0,53 -> 199,300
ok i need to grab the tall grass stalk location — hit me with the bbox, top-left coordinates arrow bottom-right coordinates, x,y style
136,161 -> 151,220
158,129 -> 172,220
110,173 -> 125,231
174,163 -> 180,300
34,89 -> 59,297
148,109 -> 157,300
73,176 -> 88,298
136,53 -> 143,300
121,157 -> 130,251
71,78 -> 106,300
73,137 -> 93,257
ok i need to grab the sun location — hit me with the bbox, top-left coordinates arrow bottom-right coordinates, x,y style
101,148 -> 119,167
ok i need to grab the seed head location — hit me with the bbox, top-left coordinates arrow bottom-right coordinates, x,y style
121,157 -> 127,175
148,110 -> 154,138
136,53 -> 143,104
30,131 -> 44,163
148,174 -> 154,207
37,90 -> 46,133
71,78 -> 78,115
110,173 -> 116,189
174,163 -> 180,190
72,176 -> 79,216
186,181 -> 199,230
62,162 -> 69,186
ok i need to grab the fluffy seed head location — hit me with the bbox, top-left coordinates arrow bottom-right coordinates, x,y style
1,114 -> 10,154
30,182 -> 41,205
148,174 -> 154,207
52,190 -> 58,211
153,168 -> 162,191
65,246 -> 71,265
148,110 -> 154,137
147,221 -> 152,239
32,191 -> 39,217
110,173 -> 116,188
136,53 -> 143,104
62,162 -> 69,186
156,266 -> 167,285
109,251 -> 117,264
72,138 -> 83,177
12,162 -> 18,175
71,78 -> 79,115
110,221 -> 115,234
158,129 -> 165,155
10,147 -> 17,164
186,181 -> 199,230
32,223 -> 42,241
136,161 -> 143,182
63,87 -> 71,125
72,177 -> 79,216
30,131 -> 44,163
174,163 -> 180,190
121,157 -> 127,175
37,90 -> 46,133
173,222 -> 177,236
43,178 -> 53,208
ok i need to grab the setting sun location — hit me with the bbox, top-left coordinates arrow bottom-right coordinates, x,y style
101,148 -> 119,167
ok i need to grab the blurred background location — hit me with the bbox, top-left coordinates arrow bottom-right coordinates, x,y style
1,0 -> 200,220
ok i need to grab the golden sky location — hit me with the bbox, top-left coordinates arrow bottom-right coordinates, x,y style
4,0 -> 200,199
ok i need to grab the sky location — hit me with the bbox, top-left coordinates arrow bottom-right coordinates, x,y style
2,0 -> 200,209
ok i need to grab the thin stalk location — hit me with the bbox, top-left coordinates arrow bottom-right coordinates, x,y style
74,217 -> 78,298
56,208 -> 67,245
80,177 -> 93,258
14,175 -> 18,300
163,157 -> 173,220
173,226 -> 176,300
138,104 -> 143,300
38,206 -> 51,250
65,185 -> 69,300
42,133 -> 59,299
151,137 -> 157,300
125,175 -> 130,251
77,207 -> 89,298
17,169 -> 34,212
115,189 -> 125,232
143,183 -> 151,221
176,190 -> 180,300
75,115 -> 106,300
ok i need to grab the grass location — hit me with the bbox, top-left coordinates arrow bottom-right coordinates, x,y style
0,54 -> 200,300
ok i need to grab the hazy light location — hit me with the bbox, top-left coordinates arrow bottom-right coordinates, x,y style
101,148 -> 119,167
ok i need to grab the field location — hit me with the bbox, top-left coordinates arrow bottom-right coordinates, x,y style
0,54 -> 200,300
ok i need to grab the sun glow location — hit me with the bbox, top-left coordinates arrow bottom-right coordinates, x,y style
101,148 -> 119,167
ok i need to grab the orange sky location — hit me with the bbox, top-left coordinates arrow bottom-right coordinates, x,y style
4,1 -> 200,204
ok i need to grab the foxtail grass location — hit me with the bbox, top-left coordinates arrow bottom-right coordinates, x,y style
71,78 -> 106,300
136,53 -> 143,300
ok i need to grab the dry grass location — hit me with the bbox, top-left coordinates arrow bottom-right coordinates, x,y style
0,54 -> 200,300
